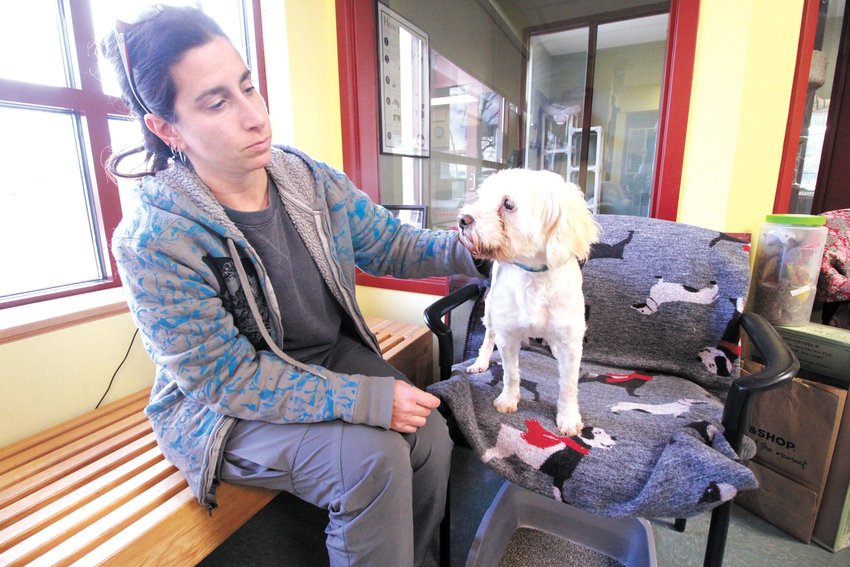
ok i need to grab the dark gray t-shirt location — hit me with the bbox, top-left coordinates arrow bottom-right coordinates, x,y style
224,179 -> 344,363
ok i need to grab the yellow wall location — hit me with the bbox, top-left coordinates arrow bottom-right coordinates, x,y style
678,0 -> 804,236
0,315 -> 155,447
356,287 -> 442,326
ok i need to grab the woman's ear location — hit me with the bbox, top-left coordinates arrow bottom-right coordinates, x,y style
144,114 -> 181,150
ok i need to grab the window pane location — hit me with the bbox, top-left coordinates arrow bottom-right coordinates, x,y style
432,53 -> 506,162
428,161 -> 499,231
380,50 -> 514,228
202,0 -> 253,68
0,0 -> 70,87
0,106 -> 102,298
593,14 -> 668,216
524,27 -> 589,186
430,161 -> 468,231
90,0 -> 251,98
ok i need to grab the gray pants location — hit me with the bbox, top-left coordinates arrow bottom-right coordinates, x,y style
219,333 -> 452,567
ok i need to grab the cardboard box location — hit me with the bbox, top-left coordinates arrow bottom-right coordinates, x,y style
773,322 -> 850,386
812,376 -> 850,552
736,362 -> 847,543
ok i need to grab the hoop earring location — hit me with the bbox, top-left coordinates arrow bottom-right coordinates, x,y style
169,144 -> 188,166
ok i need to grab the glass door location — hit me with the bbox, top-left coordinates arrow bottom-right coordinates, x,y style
524,13 -> 669,216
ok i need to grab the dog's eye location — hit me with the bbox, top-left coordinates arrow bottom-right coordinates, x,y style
503,198 -> 515,211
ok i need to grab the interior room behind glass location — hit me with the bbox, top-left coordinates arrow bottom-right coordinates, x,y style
376,0 -> 669,229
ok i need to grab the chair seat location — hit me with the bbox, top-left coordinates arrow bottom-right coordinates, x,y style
429,347 -> 758,520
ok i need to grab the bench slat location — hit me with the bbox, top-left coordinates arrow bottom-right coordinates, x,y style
366,318 -> 419,355
0,390 -> 149,470
0,442 -> 161,549
0,421 -> 151,506
77,483 -> 277,567
365,316 -> 399,334
1,466 -> 182,566
379,334 -> 406,353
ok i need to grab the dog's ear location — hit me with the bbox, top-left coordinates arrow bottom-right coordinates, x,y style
546,182 -> 599,267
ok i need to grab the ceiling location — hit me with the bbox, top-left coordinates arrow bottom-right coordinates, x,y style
491,0 -> 666,30
485,0 -> 670,56
534,13 -> 668,56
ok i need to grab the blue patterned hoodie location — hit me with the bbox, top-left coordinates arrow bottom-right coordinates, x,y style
113,146 -> 481,508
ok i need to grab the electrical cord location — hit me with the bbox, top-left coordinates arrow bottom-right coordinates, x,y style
96,328 -> 139,409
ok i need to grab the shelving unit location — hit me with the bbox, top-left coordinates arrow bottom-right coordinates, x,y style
537,113 -> 604,213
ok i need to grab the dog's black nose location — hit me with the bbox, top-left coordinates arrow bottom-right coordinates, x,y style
458,214 -> 474,228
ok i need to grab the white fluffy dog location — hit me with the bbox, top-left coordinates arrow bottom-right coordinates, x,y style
457,169 -> 599,435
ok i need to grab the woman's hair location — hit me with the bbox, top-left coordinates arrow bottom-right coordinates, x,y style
101,5 -> 226,179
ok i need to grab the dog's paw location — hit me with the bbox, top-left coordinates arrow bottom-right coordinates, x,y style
556,411 -> 584,437
493,393 -> 519,413
466,362 -> 490,374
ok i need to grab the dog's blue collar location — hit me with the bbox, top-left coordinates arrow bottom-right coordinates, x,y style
512,262 -> 549,272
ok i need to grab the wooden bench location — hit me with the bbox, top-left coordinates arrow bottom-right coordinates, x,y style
364,316 -> 434,389
0,318 -> 433,566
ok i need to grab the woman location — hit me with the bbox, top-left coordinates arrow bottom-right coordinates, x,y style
102,6 -> 483,566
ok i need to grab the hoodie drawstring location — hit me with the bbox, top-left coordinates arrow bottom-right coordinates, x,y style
225,238 -> 328,379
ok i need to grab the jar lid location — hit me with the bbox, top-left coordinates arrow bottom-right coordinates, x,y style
765,214 -> 826,226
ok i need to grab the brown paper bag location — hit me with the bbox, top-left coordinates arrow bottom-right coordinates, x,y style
737,361 -> 846,542
742,361 -> 845,490
738,461 -> 820,542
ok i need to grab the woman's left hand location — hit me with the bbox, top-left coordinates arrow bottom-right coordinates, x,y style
389,381 -> 441,433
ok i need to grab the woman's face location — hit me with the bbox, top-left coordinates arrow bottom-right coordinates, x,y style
165,36 -> 272,188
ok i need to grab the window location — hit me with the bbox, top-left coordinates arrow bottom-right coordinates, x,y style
428,53 -> 518,230
0,0 -> 264,308
337,0 -> 697,293
379,51 -> 519,230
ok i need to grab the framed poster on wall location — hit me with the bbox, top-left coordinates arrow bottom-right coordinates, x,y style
377,3 -> 429,157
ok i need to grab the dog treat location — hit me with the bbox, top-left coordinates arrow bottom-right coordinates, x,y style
748,215 -> 827,326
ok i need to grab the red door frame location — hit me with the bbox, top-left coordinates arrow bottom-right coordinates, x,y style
335,0 -> 381,202
650,0 -> 700,220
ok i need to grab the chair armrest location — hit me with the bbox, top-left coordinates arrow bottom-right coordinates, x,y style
722,311 -> 800,453
423,283 -> 484,380
735,312 -> 799,391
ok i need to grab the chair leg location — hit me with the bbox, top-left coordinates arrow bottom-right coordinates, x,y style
703,501 -> 732,567
674,518 -> 687,532
440,484 -> 451,567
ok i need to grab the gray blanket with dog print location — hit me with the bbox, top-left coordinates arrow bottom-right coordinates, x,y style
430,349 -> 757,518
428,215 -> 760,519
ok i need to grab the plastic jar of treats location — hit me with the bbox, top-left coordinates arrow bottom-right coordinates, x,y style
749,214 -> 828,326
